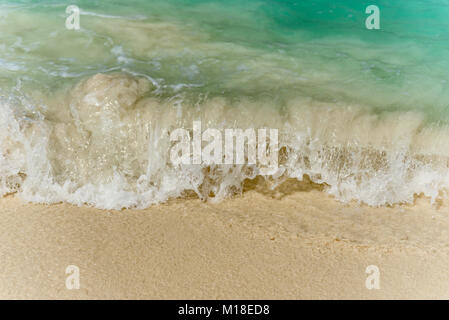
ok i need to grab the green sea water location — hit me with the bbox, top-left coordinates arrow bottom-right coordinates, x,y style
1,0 -> 449,117
1,0 -> 449,208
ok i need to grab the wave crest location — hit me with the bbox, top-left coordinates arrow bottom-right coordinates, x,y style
1,73 -> 448,209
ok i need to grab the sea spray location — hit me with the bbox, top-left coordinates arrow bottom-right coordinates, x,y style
0,73 -> 449,209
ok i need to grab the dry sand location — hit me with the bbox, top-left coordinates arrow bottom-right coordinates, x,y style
1,182 -> 449,299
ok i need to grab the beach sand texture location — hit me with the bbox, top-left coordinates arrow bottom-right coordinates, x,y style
1,185 -> 449,299
2,0 -> 449,299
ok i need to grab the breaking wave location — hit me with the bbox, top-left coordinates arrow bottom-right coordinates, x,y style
1,73 -> 449,209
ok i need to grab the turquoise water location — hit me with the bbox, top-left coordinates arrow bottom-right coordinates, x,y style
2,0 -> 449,117
1,0 -> 449,208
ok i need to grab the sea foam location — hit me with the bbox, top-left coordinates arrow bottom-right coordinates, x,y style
1,73 -> 449,209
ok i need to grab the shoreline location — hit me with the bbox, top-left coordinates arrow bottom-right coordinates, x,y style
1,190 -> 449,299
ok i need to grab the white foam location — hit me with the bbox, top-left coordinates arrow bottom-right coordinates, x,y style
2,73 -> 449,209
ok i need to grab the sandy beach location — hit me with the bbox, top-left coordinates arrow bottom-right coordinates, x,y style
1,182 -> 449,299
2,0 -> 449,301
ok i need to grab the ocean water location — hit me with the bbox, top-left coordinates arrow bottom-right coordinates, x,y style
1,0 -> 449,209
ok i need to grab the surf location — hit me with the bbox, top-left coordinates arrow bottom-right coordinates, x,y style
0,72 -> 448,209
1,0 -> 449,208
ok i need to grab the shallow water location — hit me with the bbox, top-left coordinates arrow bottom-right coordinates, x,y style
1,0 -> 449,209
